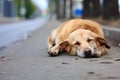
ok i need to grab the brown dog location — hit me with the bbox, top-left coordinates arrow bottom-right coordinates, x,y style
47,19 -> 110,58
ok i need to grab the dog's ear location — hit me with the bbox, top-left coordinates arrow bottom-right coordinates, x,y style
59,41 -> 71,53
96,37 -> 110,49
60,41 -> 69,48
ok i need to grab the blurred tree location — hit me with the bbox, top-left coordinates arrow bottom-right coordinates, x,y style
83,0 -> 90,18
91,0 -> 101,17
70,0 -> 73,18
103,0 -> 119,20
13,0 -> 21,17
55,0 -> 60,19
25,0 -> 36,18
55,0 -> 66,19
83,0 -> 101,18
14,0 -> 36,19
63,0 -> 66,18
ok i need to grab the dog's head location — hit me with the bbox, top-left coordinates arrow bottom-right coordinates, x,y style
60,29 -> 110,58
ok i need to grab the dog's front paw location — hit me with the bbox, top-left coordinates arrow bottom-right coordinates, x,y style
94,47 -> 107,58
48,46 -> 60,57
93,53 -> 102,58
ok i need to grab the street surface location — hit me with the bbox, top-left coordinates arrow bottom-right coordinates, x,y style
0,18 -> 47,47
0,19 -> 120,80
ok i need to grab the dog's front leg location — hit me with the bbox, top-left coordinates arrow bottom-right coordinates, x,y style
94,46 -> 107,57
48,44 -> 61,56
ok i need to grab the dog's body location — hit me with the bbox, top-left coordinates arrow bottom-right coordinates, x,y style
48,19 -> 110,58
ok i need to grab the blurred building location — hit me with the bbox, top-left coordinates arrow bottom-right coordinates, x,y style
0,0 -> 16,17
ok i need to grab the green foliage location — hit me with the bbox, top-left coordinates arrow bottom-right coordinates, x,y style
25,0 -> 36,18
14,0 -> 36,19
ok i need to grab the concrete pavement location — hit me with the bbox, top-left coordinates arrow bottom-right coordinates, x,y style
0,17 -> 47,48
0,17 -> 21,24
0,19 -> 120,80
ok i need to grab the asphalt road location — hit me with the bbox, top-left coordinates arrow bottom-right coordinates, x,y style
0,19 -> 120,80
0,18 -> 47,47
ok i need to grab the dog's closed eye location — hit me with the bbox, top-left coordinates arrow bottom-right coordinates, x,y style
87,38 -> 93,42
74,41 -> 81,46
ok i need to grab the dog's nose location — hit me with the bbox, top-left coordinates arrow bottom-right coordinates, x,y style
84,48 -> 92,58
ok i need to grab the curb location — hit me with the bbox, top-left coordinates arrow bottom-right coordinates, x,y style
102,25 -> 120,43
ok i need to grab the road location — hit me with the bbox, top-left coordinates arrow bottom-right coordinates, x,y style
0,18 -> 47,48
0,19 -> 120,80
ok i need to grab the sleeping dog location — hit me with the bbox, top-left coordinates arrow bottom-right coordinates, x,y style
47,19 -> 110,58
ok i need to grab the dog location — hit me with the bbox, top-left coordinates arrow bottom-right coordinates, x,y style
47,19 -> 110,58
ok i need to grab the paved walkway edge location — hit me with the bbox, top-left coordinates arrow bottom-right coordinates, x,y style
102,25 -> 120,43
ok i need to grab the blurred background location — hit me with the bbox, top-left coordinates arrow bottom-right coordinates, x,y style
53,0 -> 120,27
0,0 -> 120,24
0,0 -> 120,21
0,0 -> 48,21
0,0 -> 120,48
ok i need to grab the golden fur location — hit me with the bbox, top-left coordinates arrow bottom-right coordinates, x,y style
48,19 -> 110,58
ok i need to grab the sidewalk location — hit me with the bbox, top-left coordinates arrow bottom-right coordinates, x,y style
0,19 -> 120,80
0,17 -> 21,24
0,17 -> 47,48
